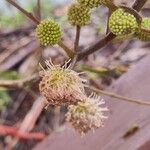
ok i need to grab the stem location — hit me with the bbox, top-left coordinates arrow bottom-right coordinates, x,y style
6,0 -> 40,24
106,10 -> 111,34
77,32 -> 116,61
70,55 -> 78,69
37,0 -> 41,20
85,85 -> 150,106
58,41 -> 75,58
102,0 -> 117,11
132,0 -> 148,12
74,26 -> 81,52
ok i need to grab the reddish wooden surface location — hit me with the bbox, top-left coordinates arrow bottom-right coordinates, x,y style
33,54 -> 150,150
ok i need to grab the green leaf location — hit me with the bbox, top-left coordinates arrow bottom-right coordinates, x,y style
0,88 -> 11,110
0,71 -> 21,80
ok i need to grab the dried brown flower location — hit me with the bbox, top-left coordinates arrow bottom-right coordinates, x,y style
39,60 -> 86,106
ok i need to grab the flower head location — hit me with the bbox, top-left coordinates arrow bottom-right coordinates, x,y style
109,8 -> 138,36
36,19 -> 62,46
68,3 -> 91,26
39,59 -> 86,106
66,93 -> 108,135
135,18 -> 150,41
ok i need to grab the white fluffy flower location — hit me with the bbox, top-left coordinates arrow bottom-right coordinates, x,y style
66,93 -> 108,135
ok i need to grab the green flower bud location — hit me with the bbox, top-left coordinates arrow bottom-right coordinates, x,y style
77,0 -> 102,8
135,18 -> 150,41
36,19 -> 62,46
68,3 -> 91,26
109,8 -> 138,36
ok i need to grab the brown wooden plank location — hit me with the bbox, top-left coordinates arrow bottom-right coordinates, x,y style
33,54 -> 150,150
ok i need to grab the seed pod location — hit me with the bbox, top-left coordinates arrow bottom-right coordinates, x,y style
68,3 -> 91,26
39,60 -> 86,106
109,8 -> 138,36
66,93 -> 108,135
77,0 -> 102,8
135,18 -> 150,41
36,19 -> 62,46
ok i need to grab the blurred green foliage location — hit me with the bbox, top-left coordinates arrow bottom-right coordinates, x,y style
81,65 -> 127,78
0,71 -> 21,110
0,13 -> 25,28
0,87 -> 11,111
0,71 -> 20,80
0,0 -> 54,28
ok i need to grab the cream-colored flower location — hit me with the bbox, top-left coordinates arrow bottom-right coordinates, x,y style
66,93 -> 108,135
39,59 -> 86,106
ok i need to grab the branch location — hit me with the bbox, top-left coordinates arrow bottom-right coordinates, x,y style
7,97 -> 48,148
74,26 -> 81,52
77,32 -> 116,61
6,0 -> 40,24
132,0 -> 148,12
0,124 -> 45,140
36,0 -> 41,20
58,41 -> 75,58
102,0 -> 117,11
85,85 -> 150,106
106,10 -> 111,34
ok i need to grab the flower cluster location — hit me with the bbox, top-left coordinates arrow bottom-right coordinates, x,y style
68,3 -> 91,26
39,60 -> 85,106
39,60 -> 108,135
109,8 -> 138,36
36,19 -> 62,46
66,94 -> 108,135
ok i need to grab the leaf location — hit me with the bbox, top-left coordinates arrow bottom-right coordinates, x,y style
81,65 -> 110,77
0,71 -> 21,80
0,87 -> 11,110
80,65 -> 128,78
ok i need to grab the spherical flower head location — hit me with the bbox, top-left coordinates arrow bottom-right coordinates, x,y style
66,93 -> 108,135
68,3 -> 91,26
39,60 -> 86,106
77,0 -> 102,8
135,18 -> 150,41
109,8 -> 138,36
36,19 -> 62,46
